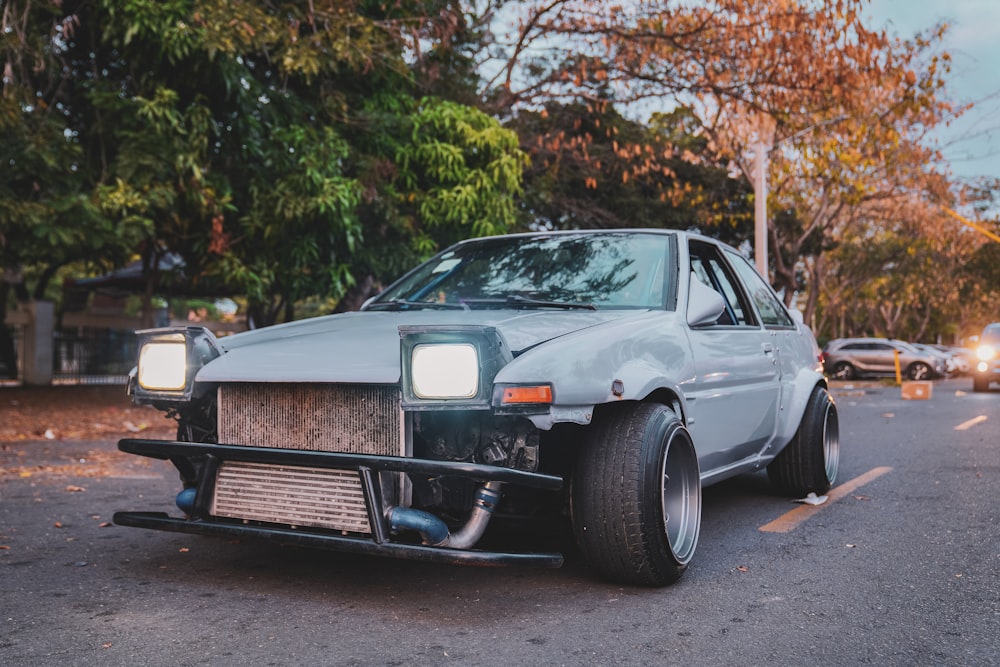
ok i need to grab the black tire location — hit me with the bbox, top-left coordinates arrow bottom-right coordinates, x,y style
768,386 -> 839,497
907,362 -> 932,381
571,403 -> 701,587
830,361 -> 856,380
972,375 -> 990,392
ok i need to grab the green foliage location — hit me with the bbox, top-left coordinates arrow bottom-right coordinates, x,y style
4,0 -> 988,340
396,98 -> 527,251
2,0 -> 529,327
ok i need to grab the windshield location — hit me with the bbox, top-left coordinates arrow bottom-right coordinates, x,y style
368,233 -> 675,311
982,325 -> 1000,346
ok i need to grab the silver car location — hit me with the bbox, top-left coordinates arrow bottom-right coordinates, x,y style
116,230 -> 839,587
822,337 -> 945,381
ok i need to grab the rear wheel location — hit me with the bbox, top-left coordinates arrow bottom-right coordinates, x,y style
768,386 -> 839,497
571,403 -> 701,587
830,361 -> 856,380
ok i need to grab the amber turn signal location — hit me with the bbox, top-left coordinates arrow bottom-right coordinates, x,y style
500,385 -> 553,405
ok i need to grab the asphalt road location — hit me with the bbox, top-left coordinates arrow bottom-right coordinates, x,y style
2,378 -> 998,666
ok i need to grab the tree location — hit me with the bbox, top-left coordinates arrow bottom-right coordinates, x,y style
472,1 -> 956,309
2,0 -> 527,333
510,101 -> 752,237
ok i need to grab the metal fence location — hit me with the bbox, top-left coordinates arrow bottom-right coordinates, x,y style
0,324 -> 24,384
53,327 -> 137,385
1,325 -> 136,386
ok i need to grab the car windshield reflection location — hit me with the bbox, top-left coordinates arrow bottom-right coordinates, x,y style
368,233 -> 674,310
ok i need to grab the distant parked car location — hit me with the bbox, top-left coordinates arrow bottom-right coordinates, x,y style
931,344 -> 973,375
910,343 -> 958,376
822,338 -> 946,381
972,323 -> 1000,392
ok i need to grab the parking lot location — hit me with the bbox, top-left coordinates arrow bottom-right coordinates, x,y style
2,378 -> 998,666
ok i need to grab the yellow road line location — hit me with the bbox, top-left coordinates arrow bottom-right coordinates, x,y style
759,466 -> 893,534
955,415 -> 988,431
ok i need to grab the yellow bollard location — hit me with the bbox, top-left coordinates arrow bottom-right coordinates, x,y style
893,349 -> 902,385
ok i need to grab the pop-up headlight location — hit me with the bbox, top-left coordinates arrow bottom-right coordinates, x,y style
137,334 -> 187,390
400,326 -> 511,410
411,343 -> 479,399
131,327 -> 222,403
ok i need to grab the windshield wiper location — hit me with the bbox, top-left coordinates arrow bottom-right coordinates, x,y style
461,295 -> 597,311
365,299 -> 470,311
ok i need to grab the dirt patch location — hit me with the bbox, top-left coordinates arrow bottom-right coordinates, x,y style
0,385 -> 176,443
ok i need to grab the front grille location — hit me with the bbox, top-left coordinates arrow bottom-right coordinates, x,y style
211,461 -> 371,534
217,383 -> 404,455
212,383 -> 405,534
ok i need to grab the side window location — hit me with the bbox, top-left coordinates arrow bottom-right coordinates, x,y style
725,250 -> 795,328
689,241 -> 756,327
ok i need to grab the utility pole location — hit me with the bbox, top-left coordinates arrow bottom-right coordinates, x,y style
754,134 -> 769,276
752,115 -> 848,280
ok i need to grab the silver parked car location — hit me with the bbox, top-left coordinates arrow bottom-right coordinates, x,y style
116,230 -> 839,587
822,337 -> 945,381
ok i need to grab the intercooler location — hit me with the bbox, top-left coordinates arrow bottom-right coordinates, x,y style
210,383 -> 406,534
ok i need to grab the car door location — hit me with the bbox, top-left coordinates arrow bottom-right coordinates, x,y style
862,342 -> 896,373
684,240 -> 781,474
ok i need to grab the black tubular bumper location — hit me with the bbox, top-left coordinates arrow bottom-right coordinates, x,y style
114,438 -> 565,568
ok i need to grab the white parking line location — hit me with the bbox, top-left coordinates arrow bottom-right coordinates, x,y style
955,415 -> 988,431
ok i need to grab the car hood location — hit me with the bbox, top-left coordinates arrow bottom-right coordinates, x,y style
197,309 -> 652,383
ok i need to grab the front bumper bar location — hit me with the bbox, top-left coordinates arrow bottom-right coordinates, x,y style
115,438 -> 565,568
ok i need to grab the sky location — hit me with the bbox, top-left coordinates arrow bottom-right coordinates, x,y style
864,0 -> 1000,183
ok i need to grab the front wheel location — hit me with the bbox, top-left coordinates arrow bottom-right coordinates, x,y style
571,403 -> 701,587
768,386 -> 839,497
830,361 -> 856,380
907,362 -> 932,381
972,375 -> 990,392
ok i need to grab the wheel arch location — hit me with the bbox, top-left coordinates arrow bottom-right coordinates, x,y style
641,387 -> 687,426
771,369 -> 829,456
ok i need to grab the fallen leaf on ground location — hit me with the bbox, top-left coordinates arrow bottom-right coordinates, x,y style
65,485 -> 86,492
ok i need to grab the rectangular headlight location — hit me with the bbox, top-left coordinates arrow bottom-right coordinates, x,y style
131,326 -> 222,404
411,343 -> 479,399
399,326 -> 511,410
138,335 -> 187,390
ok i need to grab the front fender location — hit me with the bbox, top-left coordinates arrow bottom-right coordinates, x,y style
771,367 -> 828,456
493,311 -> 694,426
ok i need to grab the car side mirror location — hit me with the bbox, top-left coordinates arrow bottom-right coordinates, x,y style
687,278 -> 727,327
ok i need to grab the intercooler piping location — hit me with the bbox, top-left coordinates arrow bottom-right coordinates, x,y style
387,481 -> 503,549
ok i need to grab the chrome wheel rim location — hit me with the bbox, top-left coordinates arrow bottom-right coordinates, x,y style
822,401 -> 840,483
661,431 -> 700,564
